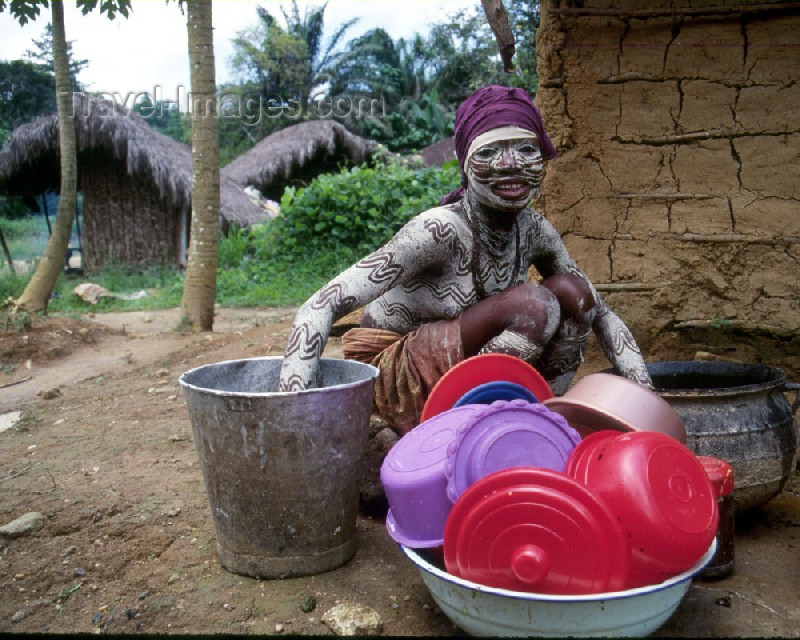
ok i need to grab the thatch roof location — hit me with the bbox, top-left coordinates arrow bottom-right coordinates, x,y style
0,94 -> 266,226
417,137 -> 456,167
222,119 -> 377,200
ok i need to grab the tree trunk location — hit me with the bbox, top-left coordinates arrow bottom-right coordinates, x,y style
0,226 -> 14,275
14,0 -> 77,313
480,0 -> 516,73
180,0 -> 220,331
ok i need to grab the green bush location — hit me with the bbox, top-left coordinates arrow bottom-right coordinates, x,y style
270,160 -> 460,259
208,161 -> 459,307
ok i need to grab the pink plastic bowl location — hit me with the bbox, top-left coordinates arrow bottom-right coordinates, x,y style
544,373 -> 687,442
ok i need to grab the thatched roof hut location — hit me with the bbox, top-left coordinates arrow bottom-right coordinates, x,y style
0,94 -> 265,270
222,119 -> 377,200
416,137 -> 456,168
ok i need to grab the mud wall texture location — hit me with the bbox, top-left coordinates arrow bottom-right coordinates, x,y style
535,0 -> 800,340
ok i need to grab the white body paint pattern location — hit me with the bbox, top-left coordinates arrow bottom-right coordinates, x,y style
278,198 -> 652,393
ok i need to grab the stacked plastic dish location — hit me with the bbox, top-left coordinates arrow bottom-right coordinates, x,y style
443,431 -> 719,593
384,355 -> 721,637
419,352 -> 555,422
382,400 -> 581,548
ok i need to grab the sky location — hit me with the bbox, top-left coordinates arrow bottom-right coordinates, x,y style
0,0 -> 476,111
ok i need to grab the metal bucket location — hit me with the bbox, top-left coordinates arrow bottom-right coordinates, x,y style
179,356 -> 378,578
645,361 -> 800,512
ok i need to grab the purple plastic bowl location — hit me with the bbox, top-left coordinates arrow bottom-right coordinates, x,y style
445,399 -> 581,503
382,405 -> 483,548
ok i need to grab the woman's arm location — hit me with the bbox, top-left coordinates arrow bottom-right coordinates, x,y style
278,210 -> 455,392
592,301 -> 653,387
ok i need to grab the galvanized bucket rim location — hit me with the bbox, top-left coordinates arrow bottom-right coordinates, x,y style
645,360 -> 788,398
178,356 -> 378,399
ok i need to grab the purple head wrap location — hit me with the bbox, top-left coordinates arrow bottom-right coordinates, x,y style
440,85 -> 557,205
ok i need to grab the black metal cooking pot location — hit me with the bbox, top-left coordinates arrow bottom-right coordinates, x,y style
643,361 -> 799,512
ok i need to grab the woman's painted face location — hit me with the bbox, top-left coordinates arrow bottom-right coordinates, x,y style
466,137 -> 544,211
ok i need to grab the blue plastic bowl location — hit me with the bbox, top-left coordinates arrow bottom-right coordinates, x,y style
454,380 -> 538,408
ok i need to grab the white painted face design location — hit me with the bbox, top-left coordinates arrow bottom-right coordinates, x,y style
466,137 -> 544,212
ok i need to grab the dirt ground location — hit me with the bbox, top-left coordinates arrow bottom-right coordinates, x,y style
0,307 -> 799,636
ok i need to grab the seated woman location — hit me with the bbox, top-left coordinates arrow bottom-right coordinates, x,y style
279,85 -> 652,435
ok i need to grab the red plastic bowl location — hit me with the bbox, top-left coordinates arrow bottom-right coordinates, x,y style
564,430 -> 618,485
421,354 -> 553,423
580,431 -> 718,587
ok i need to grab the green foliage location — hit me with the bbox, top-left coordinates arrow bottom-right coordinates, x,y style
0,163 -> 461,310
271,160 -> 460,259
0,60 -> 56,131
0,0 -> 45,25
24,22 -> 88,91
0,270 -> 28,304
425,7 -> 509,107
132,95 -> 188,144
216,229 -> 361,306
0,195 -> 34,221
506,1 -> 541,95
325,1 -> 540,153
357,88 -> 453,152
213,161 -> 460,306
222,0 -> 359,157
1,258 -> 181,313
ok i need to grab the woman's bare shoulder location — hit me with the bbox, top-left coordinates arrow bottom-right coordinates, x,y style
398,203 -> 468,243
415,203 -> 464,225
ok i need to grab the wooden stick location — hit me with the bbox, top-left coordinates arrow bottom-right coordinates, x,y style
0,466 -> 31,482
611,193 -> 716,200
481,0 -> 516,73
594,282 -> 660,292
0,375 -> 33,389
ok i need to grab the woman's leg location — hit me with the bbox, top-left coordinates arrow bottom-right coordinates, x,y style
537,273 -> 597,394
460,282 -> 561,363
460,275 -> 597,394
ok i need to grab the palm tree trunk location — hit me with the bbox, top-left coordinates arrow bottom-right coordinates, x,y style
14,0 -> 77,313
180,0 -> 220,331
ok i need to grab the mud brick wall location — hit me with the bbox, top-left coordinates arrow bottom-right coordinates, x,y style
535,0 -> 800,341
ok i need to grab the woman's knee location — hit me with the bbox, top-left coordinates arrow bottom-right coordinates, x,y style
540,273 -> 596,320
460,282 -> 560,356
501,282 -> 561,341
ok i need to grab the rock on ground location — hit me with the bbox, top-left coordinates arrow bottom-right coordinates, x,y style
322,602 -> 383,636
0,512 -> 44,538
360,422 -> 399,508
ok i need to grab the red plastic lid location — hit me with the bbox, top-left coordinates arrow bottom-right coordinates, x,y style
420,354 -> 553,423
443,467 -> 547,573
697,455 -> 735,497
444,468 -> 629,595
